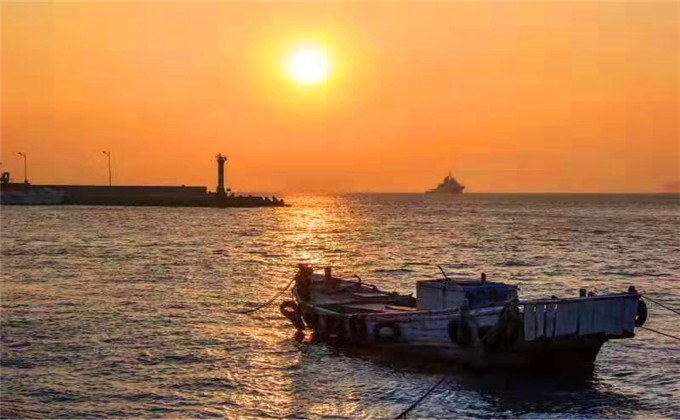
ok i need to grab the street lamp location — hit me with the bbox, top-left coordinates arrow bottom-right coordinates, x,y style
17,152 -> 27,183
102,151 -> 111,186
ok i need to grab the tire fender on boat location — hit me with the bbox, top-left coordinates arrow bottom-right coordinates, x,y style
635,300 -> 648,327
448,317 -> 476,347
373,322 -> 400,341
279,300 -> 305,330
481,303 -> 521,350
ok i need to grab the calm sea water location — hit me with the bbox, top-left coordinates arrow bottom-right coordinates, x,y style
1,194 -> 679,418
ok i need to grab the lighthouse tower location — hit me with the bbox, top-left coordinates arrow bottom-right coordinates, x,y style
216,153 -> 227,197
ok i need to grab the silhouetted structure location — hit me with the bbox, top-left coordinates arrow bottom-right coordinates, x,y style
0,155 -> 286,207
426,171 -> 465,194
216,153 -> 227,198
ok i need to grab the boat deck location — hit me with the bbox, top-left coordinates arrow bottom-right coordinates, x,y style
306,274 -> 416,314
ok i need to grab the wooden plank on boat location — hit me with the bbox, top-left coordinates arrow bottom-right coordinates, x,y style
579,299 -> 596,336
385,305 -> 416,312
342,303 -> 392,313
593,300 -> 607,335
407,328 -> 450,342
554,301 -> 579,337
623,298 -> 637,334
524,304 -> 536,341
352,292 -> 389,298
535,304 -> 547,339
602,299 -> 626,336
545,303 -> 557,338
417,318 -> 449,331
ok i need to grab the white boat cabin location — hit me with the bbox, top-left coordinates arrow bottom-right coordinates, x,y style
416,278 -> 518,311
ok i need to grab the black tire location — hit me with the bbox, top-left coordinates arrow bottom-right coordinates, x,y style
279,300 -> 305,330
635,300 -> 648,327
373,322 -> 400,341
448,318 -> 474,347
279,300 -> 298,316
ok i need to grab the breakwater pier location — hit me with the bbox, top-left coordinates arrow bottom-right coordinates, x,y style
0,154 -> 286,208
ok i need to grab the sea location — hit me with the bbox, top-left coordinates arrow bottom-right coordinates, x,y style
1,193 -> 679,418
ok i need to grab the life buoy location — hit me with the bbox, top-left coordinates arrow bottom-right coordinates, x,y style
448,317 -> 475,347
635,300 -> 648,327
279,300 -> 305,330
373,322 -> 400,341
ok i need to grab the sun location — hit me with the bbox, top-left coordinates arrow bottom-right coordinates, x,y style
287,47 -> 330,85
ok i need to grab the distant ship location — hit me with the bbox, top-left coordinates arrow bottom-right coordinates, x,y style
426,171 -> 465,194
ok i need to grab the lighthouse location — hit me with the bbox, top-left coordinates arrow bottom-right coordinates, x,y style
216,153 -> 227,197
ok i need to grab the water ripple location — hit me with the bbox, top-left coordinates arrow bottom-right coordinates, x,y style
1,194 -> 679,417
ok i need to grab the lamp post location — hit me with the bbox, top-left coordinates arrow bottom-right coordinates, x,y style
17,152 -> 27,183
102,151 -> 111,186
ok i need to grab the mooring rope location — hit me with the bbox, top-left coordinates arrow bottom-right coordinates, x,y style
589,303 -> 680,343
394,376 -> 447,419
642,295 -> 680,317
227,276 -> 297,314
638,326 -> 680,342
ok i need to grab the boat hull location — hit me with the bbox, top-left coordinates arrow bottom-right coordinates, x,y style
295,299 -> 606,369
287,268 -> 641,370
425,186 -> 464,194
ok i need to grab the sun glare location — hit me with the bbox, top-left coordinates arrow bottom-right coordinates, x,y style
287,47 -> 329,85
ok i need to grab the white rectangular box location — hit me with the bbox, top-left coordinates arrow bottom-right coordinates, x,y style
416,279 -> 469,310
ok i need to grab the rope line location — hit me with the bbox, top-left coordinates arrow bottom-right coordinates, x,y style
642,295 -> 680,317
394,376 -> 446,419
227,276 -> 296,314
639,326 -> 680,342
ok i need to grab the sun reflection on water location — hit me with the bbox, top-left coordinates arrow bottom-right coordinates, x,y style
274,194 -> 359,268
2,194 -> 678,417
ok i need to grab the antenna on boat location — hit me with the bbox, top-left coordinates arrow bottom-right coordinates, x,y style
437,265 -> 449,281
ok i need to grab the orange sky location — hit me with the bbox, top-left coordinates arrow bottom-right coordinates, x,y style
2,1 -> 679,193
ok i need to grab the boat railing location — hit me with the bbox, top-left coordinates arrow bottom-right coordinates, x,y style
517,293 -> 639,341
518,292 -> 635,306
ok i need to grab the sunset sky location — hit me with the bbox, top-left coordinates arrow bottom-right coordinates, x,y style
2,1 -> 678,193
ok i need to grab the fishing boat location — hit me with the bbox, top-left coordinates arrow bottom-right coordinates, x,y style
280,265 -> 648,369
